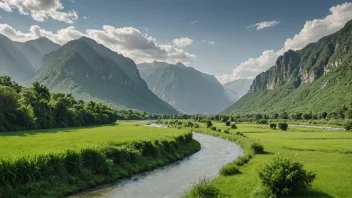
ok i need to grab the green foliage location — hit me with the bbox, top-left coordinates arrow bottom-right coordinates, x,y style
225,120 -> 231,126
231,123 -> 237,129
183,178 -> 223,198
278,122 -> 288,131
257,119 -> 268,124
258,155 -> 316,196
269,123 -> 277,129
0,76 -> 118,132
344,121 -> 352,131
220,164 -> 240,176
210,126 -> 217,131
0,132 -> 200,197
251,143 -> 264,154
217,129 -> 222,132
224,129 -> 230,134
206,120 -> 213,128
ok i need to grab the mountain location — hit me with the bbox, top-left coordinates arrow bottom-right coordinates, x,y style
0,35 -> 60,82
223,20 -> 352,115
137,61 -> 232,114
30,37 -> 177,114
223,79 -> 253,102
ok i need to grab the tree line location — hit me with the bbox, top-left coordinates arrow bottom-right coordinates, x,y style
0,76 -> 118,132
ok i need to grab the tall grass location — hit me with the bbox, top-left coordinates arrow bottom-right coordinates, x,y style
0,132 -> 200,197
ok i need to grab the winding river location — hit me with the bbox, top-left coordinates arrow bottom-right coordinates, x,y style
71,133 -> 243,198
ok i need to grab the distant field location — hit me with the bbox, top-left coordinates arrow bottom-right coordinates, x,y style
207,122 -> 352,197
0,121 -> 189,159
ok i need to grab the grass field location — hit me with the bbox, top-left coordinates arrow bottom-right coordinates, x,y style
0,121 -> 189,159
202,122 -> 352,197
0,121 -> 200,197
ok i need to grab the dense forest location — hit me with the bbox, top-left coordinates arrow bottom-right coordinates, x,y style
0,75 -> 118,132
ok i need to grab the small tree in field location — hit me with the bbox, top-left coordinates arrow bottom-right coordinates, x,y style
206,120 -> 213,128
344,121 -> 352,131
270,123 -> 277,129
231,123 -> 237,129
258,155 -> 316,196
278,122 -> 288,131
225,120 -> 231,126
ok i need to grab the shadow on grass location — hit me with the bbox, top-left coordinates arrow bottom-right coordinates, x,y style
0,123 -> 117,137
298,189 -> 334,198
262,151 -> 275,155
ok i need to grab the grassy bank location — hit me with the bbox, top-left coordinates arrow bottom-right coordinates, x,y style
184,122 -> 352,197
0,121 -> 200,197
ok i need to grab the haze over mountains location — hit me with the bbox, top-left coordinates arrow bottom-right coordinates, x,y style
223,19 -> 352,115
223,79 -> 253,102
0,34 -> 60,82
137,61 -> 232,114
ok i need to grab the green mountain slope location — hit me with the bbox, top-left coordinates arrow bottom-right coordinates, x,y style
223,19 -> 352,115
137,61 -> 232,114
31,37 -> 177,114
0,35 -> 60,82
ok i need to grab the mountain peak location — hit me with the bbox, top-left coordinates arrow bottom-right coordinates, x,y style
175,62 -> 185,67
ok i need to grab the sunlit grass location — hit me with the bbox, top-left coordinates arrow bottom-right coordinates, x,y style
208,122 -> 352,197
0,121 -> 189,159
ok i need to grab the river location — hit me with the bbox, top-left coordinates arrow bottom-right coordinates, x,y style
71,133 -> 243,198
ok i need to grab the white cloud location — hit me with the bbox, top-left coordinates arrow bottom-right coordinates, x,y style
0,0 -> 78,24
83,16 -> 87,20
172,37 -> 193,48
247,20 -> 280,30
217,2 -> 352,84
0,23 -> 196,64
208,41 -> 215,44
191,21 -> 199,25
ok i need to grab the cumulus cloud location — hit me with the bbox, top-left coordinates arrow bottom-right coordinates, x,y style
217,2 -> 352,84
0,0 -> 78,24
247,20 -> 280,30
0,23 -> 196,64
208,41 -> 215,44
172,37 -> 193,48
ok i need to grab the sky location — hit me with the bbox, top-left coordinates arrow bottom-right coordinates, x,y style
1,0 -> 352,84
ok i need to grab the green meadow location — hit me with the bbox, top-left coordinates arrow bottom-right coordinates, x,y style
193,122 -> 352,198
0,121 -> 189,159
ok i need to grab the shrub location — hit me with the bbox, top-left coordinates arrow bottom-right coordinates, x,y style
224,129 -> 230,134
278,122 -> 288,131
269,123 -> 276,129
235,132 -> 246,137
220,163 -> 240,176
251,143 -> 264,154
194,123 -> 200,128
185,178 -> 222,198
231,123 -> 237,129
210,126 -> 217,131
234,154 -> 252,166
344,121 -> 352,131
257,120 -> 268,124
225,121 -> 231,126
258,155 -> 316,196
217,129 -> 221,133
206,120 -> 213,128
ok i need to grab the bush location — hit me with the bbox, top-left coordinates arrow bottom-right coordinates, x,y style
344,121 -> 352,131
224,129 -> 230,134
235,132 -> 246,137
278,122 -> 288,131
269,123 -> 276,129
217,129 -> 221,133
210,126 -> 217,131
220,164 -> 240,176
206,120 -> 213,128
251,143 -> 264,154
231,123 -> 237,129
194,123 -> 200,128
234,154 -> 252,166
225,121 -> 231,126
258,155 -> 316,196
257,119 -> 268,124
185,178 -> 222,198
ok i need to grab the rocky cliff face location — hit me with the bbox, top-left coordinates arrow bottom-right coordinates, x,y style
249,19 -> 352,93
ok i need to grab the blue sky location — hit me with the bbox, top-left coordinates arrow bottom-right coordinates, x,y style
0,0 -> 351,82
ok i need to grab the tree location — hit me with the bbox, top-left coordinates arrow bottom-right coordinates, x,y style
225,120 -> 231,126
279,112 -> 289,119
321,112 -> 328,119
345,109 -> 352,119
278,122 -> 288,131
206,120 -> 213,128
